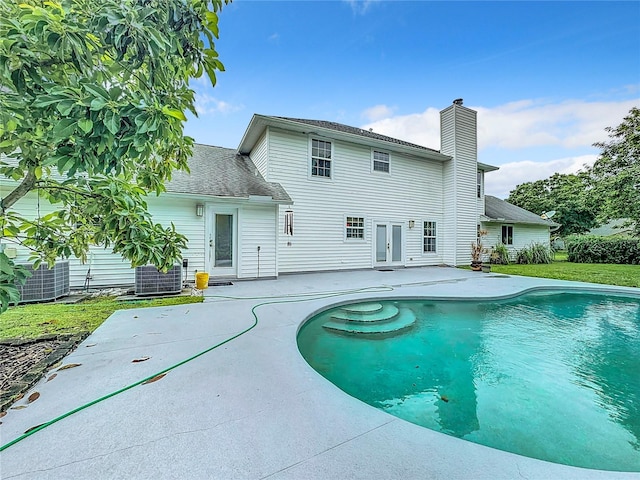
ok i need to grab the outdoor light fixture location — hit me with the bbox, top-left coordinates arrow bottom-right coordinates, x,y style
195,204 -> 204,217
409,220 -> 415,229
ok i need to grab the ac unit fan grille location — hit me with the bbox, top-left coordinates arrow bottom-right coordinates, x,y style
134,265 -> 182,295
16,261 -> 70,303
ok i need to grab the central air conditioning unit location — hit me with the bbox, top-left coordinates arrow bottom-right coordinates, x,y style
16,260 -> 70,303
134,264 -> 182,296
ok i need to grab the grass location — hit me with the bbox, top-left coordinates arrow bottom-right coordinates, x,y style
488,252 -> 639,288
0,295 -> 204,340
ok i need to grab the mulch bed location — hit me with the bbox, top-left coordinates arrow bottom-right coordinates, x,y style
0,333 -> 89,413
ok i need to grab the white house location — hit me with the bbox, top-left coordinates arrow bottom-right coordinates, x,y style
2,100 -> 558,290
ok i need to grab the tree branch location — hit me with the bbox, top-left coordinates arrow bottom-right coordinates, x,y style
35,181 -> 100,199
1,170 -> 37,214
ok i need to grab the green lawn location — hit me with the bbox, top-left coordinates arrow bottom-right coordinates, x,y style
488,255 -> 639,288
0,295 -> 204,340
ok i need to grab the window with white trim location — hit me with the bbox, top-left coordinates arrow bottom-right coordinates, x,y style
423,221 -> 437,252
372,150 -> 390,173
346,217 -> 364,239
501,225 -> 513,245
477,171 -> 483,198
311,139 -> 332,178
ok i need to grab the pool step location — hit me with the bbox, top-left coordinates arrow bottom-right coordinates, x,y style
331,304 -> 399,323
342,302 -> 383,314
323,306 -> 416,335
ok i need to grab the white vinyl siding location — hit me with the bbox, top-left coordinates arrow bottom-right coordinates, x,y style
0,191 -> 130,288
250,129 -> 269,180
266,128 -> 444,273
440,104 -> 478,265
1,192 -> 207,288
238,206 -> 277,278
481,222 -> 551,259
1,189 -> 280,287
147,195 -> 206,278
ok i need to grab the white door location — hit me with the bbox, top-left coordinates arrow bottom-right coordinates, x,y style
374,222 -> 403,266
208,208 -> 237,277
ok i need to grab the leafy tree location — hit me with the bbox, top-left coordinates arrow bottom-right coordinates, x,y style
506,179 -> 552,220
507,172 -> 598,237
590,107 -> 640,235
0,0 -> 228,312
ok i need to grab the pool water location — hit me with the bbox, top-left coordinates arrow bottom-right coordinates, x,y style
297,291 -> 640,471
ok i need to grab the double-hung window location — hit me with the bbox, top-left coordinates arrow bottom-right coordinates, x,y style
311,139 -> 332,178
423,221 -> 437,252
501,225 -> 513,245
346,217 -> 364,239
372,150 -> 390,173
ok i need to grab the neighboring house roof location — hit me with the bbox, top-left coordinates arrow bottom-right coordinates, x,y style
237,114 -> 464,164
587,219 -> 635,237
482,195 -> 560,227
165,144 -> 291,203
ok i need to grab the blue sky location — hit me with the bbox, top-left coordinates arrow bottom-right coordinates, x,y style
185,0 -> 640,198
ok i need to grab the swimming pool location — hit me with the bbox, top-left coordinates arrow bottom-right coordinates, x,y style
297,289 -> 640,471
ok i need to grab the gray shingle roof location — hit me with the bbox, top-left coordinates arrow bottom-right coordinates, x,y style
275,117 -> 441,154
483,195 -> 560,227
165,144 -> 291,202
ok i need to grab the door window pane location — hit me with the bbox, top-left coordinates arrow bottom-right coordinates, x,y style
376,225 -> 387,262
392,225 -> 402,262
215,214 -> 233,267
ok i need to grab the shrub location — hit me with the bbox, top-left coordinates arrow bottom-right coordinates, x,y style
565,236 -> 640,264
515,243 -> 553,264
489,243 -> 510,265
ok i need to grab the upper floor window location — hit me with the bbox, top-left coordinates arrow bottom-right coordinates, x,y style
477,171 -> 483,198
423,221 -> 437,252
372,150 -> 390,173
501,225 -> 513,245
311,139 -> 332,178
346,216 -> 365,239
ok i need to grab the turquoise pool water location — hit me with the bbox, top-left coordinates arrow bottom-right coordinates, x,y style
297,290 -> 640,471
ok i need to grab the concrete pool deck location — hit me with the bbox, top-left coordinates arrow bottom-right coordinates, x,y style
1,267 -> 639,479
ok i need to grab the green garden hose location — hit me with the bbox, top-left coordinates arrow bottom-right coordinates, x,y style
0,285 -> 393,452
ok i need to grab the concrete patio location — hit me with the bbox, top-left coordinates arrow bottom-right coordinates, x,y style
1,267 -> 638,479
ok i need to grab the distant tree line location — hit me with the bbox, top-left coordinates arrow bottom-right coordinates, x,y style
507,107 -> 639,238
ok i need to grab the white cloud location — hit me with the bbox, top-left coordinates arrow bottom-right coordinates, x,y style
484,154 -> 598,199
194,94 -> 243,116
360,97 -> 639,152
361,104 -> 395,121
362,107 -> 441,148
343,0 -> 379,15
475,99 -> 638,150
